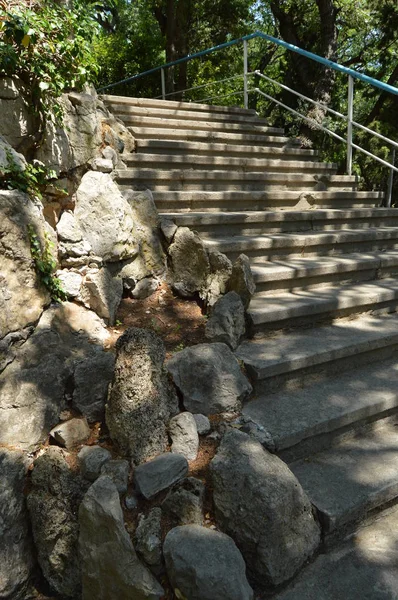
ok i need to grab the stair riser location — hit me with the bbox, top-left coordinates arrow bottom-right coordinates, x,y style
136,142 -> 319,160
155,200 -> 379,212
107,105 -> 268,125
118,115 -> 283,135
102,95 -> 257,115
117,181 -> 357,192
131,129 -> 299,147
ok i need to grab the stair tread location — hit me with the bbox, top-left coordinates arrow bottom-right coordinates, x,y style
129,127 -> 297,144
236,312 -> 398,380
290,420 -> 398,532
102,95 -> 258,115
242,355 -> 398,452
153,190 -> 383,199
136,138 -> 319,156
118,114 -> 283,134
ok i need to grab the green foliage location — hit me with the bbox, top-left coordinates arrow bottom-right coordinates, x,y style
1,149 -> 55,199
28,225 -> 67,303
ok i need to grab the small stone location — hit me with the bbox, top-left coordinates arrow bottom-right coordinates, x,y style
90,157 -> 113,172
125,494 -> 139,510
77,446 -> 111,482
131,277 -> 159,299
102,146 -> 118,167
56,269 -> 83,298
134,508 -> 162,566
50,418 -> 90,448
227,254 -> 256,310
207,431 -> 221,441
134,453 -> 188,500
100,459 -> 129,494
169,412 -> 199,461
56,211 -> 83,243
193,414 -> 211,435
160,217 -> 177,243
162,477 -> 205,526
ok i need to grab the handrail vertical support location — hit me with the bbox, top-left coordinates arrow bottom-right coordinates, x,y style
243,40 -> 248,109
161,68 -> 166,100
386,148 -> 396,207
347,75 -> 354,176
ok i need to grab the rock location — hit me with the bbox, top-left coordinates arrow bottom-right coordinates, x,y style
167,343 -> 252,415
0,302 -> 112,449
106,327 -> 179,464
50,417 -> 91,448
90,157 -> 113,172
72,349 -> 115,423
169,412 -> 199,461
160,216 -> 177,243
27,447 -> 88,598
134,508 -> 163,567
131,277 -> 159,299
210,430 -> 321,586
125,493 -> 139,510
74,171 -> 139,262
79,476 -> 164,600
164,525 -> 253,600
78,446 -> 112,481
238,417 -> 276,453
0,189 -> 50,340
202,250 -> 233,307
0,77 -> 38,152
205,291 -> 246,350
102,145 -> 118,167
162,477 -> 205,526
56,211 -> 83,243
134,453 -> 189,500
0,134 -> 27,175
56,269 -> 83,298
100,460 -> 130,494
102,113 -> 136,154
0,449 -> 34,599
80,267 -> 123,324
193,414 -> 211,435
227,254 -> 256,310
59,237 -> 92,260
168,227 -> 210,297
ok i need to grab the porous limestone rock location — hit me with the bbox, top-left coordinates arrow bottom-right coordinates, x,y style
168,227 -> 210,297
210,430 -> 321,586
0,449 -> 34,600
79,476 -> 164,600
169,412 -> 199,461
134,453 -> 189,500
205,291 -> 246,350
80,267 -> 123,325
227,253 -> 256,310
167,343 -> 252,415
162,477 -> 205,526
163,525 -> 254,600
106,327 -> 179,464
27,447 -> 89,598
134,508 -> 163,567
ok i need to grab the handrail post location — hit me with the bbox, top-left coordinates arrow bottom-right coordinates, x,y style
161,68 -> 166,100
243,39 -> 248,109
347,75 -> 354,175
386,148 -> 396,207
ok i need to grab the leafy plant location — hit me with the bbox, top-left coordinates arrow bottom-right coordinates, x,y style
1,149 -> 55,199
28,225 -> 67,303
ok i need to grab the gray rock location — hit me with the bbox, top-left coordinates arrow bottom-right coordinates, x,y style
27,447 -> 88,598
0,134 -> 27,175
72,348 -> 115,423
134,508 -> 163,566
80,267 -> 123,325
102,145 -> 118,166
56,269 -> 83,298
102,113 -> 136,154
160,216 -> 177,243
0,449 -> 34,599
162,477 -> 205,526
164,525 -> 253,600
238,417 -> 276,453
106,328 -> 179,464
100,459 -> 130,494
0,78 -> 38,152
227,254 -> 256,310
56,211 -> 83,243
168,227 -> 210,297
50,417 -> 91,448
210,430 -> 321,586
0,190 -> 49,341
134,453 -> 189,500
125,493 -> 139,510
59,238 -> 92,260
78,445 -> 112,481
202,250 -> 233,307
74,171 -> 139,262
169,412 -> 199,461
193,414 -> 211,435
131,277 -> 159,299
79,476 -> 164,600
90,157 -> 113,172
205,291 -> 246,350
167,343 -> 252,416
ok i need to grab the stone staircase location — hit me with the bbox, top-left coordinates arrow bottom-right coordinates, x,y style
104,95 -> 398,580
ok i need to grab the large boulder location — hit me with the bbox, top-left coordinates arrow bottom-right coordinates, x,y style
163,525 -> 254,600
74,171 -> 139,262
27,447 -> 89,598
227,254 -> 256,310
0,449 -> 34,600
168,227 -> 210,297
106,328 -> 179,464
0,189 -> 50,340
79,476 -> 164,600
0,77 -> 38,153
167,343 -> 252,415
210,430 -> 321,586
205,291 -> 246,350
0,302 -> 114,449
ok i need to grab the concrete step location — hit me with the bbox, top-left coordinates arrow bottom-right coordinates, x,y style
242,355 -> 398,459
128,127 -> 299,147
204,228 -> 398,261
274,502 -> 398,600
123,153 -> 337,174
116,169 -> 357,192
117,114 -> 284,136
136,139 -> 320,160
236,313 -> 398,393
291,418 -> 398,534
248,277 -> 398,331
164,208 -> 398,236
153,190 -> 383,212
102,94 -> 258,116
